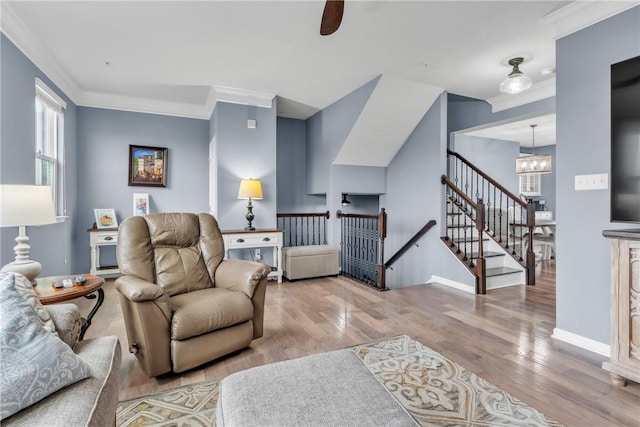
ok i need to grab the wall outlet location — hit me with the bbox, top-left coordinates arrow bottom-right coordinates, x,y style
575,173 -> 608,191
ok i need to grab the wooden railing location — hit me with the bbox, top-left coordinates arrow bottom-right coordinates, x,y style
276,211 -> 330,247
384,220 -> 437,270
446,149 -> 536,286
441,175 -> 487,294
337,209 -> 386,290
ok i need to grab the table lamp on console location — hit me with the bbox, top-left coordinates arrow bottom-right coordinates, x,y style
0,185 -> 57,284
237,178 -> 263,231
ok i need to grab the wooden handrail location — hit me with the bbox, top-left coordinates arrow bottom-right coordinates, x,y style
447,149 -> 527,208
384,220 -> 436,269
441,175 -> 478,208
335,210 -> 380,220
277,211 -> 330,219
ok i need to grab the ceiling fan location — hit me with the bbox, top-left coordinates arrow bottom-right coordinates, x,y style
320,0 -> 344,36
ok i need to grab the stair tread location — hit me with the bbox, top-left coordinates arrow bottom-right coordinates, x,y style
451,237 -> 489,243
486,266 -> 522,277
471,251 -> 505,258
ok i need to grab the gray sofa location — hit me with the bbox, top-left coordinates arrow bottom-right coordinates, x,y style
4,303 -> 122,427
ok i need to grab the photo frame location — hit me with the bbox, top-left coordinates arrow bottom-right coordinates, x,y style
94,209 -> 118,229
128,145 -> 167,187
133,193 -> 150,216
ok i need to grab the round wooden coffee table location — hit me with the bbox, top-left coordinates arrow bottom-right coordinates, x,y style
34,274 -> 105,340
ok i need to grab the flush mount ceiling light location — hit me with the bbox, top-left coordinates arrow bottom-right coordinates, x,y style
516,124 -> 552,175
499,57 -> 532,94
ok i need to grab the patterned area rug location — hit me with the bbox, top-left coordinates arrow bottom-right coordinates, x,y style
116,335 -> 562,426
116,381 -> 218,426
352,334 -> 562,426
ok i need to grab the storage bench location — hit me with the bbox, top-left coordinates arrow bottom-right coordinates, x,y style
282,245 -> 339,281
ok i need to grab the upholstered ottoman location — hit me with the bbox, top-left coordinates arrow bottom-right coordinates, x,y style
216,349 -> 416,426
282,245 -> 339,280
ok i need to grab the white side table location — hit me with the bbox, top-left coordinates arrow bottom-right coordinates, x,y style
221,229 -> 283,283
88,228 -> 120,277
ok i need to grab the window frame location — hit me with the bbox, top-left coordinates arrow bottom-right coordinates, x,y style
35,78 -> 66,218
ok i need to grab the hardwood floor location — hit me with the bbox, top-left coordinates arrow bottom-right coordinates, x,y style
78,260 -> 640,426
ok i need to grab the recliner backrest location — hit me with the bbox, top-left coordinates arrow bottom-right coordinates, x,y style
117,213 -> 225,296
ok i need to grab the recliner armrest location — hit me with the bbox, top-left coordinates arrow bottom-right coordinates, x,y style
115,276 -> 165,302
215,259 -> 270,298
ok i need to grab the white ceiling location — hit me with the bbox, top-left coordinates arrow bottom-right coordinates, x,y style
2,1 -> 637,155
3,0 -> 573,120
462,113 -> 557,147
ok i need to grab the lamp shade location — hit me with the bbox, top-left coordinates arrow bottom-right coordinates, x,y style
0,185 -> 57,227
499,57 -> 532,94
237,179 -> 263,200
516,155 -> 552,174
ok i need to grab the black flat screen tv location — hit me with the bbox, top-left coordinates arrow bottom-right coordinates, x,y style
611,55 -> 640,223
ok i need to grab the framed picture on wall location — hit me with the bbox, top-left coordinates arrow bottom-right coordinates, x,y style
128,145 -> 167,187
94,209 -> 118,229
133,193 -> 150,216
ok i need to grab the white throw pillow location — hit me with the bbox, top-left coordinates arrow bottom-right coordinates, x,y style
1,272 -> 57,335
0,274 -> 92,420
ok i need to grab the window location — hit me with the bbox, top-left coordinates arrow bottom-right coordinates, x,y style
519,173 -> 541,196
35,78 -> 66,217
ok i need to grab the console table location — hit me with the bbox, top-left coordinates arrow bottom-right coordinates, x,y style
602,229 -> 640,386
88,228 -> 120,277
222,229 -> 283,283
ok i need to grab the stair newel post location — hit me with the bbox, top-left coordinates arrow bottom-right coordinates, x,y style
525,199 -> 536,286
376,208 -> 387,290
476,199 -> 487,295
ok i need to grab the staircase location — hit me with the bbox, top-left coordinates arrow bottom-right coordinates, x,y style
441,149 -> 537,294
444,197 -> 524,291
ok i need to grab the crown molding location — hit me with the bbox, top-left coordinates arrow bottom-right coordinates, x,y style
78,91 -> 212,119
1,3 -> 274,119
0,2 -> 81,103
542,1 -> 640,40
487,78 -> 555,113
212,85 -> 275,109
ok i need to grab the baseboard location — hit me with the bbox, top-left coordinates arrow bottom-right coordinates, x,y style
427,275 -> 474,294
551,328 -> 610,357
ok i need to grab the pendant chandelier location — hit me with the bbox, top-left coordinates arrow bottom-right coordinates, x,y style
516,124 -> 552,174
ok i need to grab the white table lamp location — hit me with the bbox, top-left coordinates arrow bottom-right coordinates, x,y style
0,185 -> 57,283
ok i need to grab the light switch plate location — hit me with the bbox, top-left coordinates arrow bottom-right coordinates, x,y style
575,173 -> 608,190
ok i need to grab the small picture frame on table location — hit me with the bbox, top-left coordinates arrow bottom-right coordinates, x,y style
94,209 -> 118,229
133,193 -> 150,216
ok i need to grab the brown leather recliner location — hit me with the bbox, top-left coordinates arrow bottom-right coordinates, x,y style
115,213 -> 270,377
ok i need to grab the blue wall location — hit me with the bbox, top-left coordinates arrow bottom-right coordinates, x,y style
0,34 -> 78,276
381,93 -> 471,288
213,101 -> 277,231
447,94 -> 556,136
276,117 -> 325,212
306,77 -> 380,195
453,135 -> 520,197
555,6 -> 640,345
75,107 -> 209,271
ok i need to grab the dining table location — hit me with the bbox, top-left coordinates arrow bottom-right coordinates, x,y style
510,219 -> 556,260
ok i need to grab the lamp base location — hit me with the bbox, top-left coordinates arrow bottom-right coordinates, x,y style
1,260 -> 42,284
245,199 -> 256,231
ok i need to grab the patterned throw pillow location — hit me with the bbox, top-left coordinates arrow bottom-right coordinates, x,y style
0,274 -> 92,420
2,272 -> 57,335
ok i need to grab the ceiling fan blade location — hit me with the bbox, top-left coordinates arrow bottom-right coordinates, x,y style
320,0 -> 344,36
